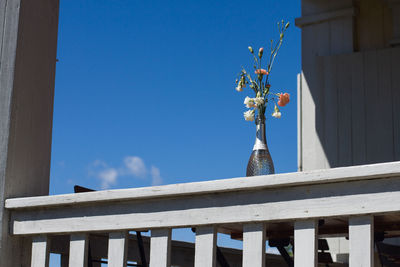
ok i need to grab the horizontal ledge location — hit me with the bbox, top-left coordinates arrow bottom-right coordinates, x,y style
295,7 -> 356,27
5,161 -> 400,210
10,174 -> 400,235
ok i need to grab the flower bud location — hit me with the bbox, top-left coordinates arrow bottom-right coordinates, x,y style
285,22 -> 290,29
248,46 -> 254,53
258,47 -> 264,59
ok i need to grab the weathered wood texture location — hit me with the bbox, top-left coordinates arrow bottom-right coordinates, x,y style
297,0 -> 400,171
69,234 -> 88,267
31,235 -> 50,267
150,229 -> 171,267
349,216 -> 374,267
242,223 -> 266,267
297,73 -> 303,171
294,220 -> 317,267
298,0 -> 355,171
6,162 -> 400,235
308,47 -> 400,170
0,0 -> 59,266
300,46 -> 400,171
108,232 -> 128,267
194,226 -> 217,267
50,233 -> 286,267
7,161 -> 400,210
354,0 -> 393,51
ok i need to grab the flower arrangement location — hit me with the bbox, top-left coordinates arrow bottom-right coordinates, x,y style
235,20 -> 290,122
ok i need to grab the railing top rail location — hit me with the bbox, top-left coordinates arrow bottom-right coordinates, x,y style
6,161 -> 400,210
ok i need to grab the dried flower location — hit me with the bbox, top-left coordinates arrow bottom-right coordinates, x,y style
244,109 -> 255,121
244,96 -> 256,108
258,47 -> 264,58
255,69 -> 268,75
254,97 -> 264,107
278,93 -> 290,107
236,84 -> 243,92
272,105 -> 281,118
248,46 -> 254,53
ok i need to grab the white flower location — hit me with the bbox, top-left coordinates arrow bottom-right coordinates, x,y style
272,110 -> 281,118
244,96 -> 256,108
244,109 -> 255,121
254,97 -> 264,107
235,84 -> 243,92
272,104 -> 281,118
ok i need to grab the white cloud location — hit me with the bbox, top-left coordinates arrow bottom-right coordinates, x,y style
150,166 -> 163,186
89,156 -> 163,189
98,168 -> 118,189
124,156 -> 147,178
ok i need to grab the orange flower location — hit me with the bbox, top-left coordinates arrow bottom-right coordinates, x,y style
278,93 -> 290,107
255,69 -> 268,75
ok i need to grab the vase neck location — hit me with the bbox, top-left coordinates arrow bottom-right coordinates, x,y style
253,117 -> 268,151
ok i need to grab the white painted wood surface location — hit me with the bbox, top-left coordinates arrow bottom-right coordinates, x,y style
295,7 -> 356,27
31,235 -> 50,267
6,161 -> 400,210
242,223 -> 266,267
323,55 -> 338,166
194,226 -> 216,267
108,232 -> 128,267
351,53 -> 366,165
150,229 -> 171,267
9,173 -> 400,234
393,48 -> 400,161
349,216 -> 374,267
294,220 -> 317,267
297,73 -> 303,171
337,54 -> 352,166
300,47 -> 400,170
69,234 -> 88,267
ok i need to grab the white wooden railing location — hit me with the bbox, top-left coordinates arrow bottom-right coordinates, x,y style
6,161 -> 400,267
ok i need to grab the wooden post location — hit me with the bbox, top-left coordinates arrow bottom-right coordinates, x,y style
69,234 -> 89,267
108,232 -> 128,267
150,229 -> 171,267
349,216 -> 374,267
31,235 -> 50,267
0,0 -> 59,265
294,220 -> 317,267
194,226 -> 217,267
242,223 -> 266,267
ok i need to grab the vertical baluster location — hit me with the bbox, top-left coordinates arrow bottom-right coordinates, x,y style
242,223 -> 266,267
108,232 -> 128,267
150,229 -> 171,267
194,226 -> 217,267
31,235 -> 50,267
349,216 -> 374,267
294,220 -> 317,267
69,234 -> 88,267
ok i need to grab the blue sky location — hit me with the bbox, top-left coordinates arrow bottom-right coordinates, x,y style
49,0 -> 300,263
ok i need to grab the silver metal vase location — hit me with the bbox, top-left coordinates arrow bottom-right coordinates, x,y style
246,116 -> 275,176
